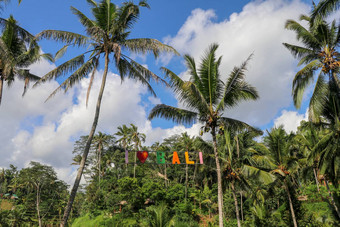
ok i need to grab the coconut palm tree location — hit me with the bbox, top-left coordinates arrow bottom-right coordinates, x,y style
311,119 -> 340,219
92,132 -> 115,187
283,14 -> 340,122
129,123 -> 145,178
219,129 -> 271,227
116,124 -> 132,151
34,1 -> 177,225
175,132 -> 199,201
148,43 -> 259,227
263,126 -> 301,227
294,121 -> 325,192
0,15 -> 50,105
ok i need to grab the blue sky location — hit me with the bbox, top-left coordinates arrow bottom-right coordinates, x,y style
0,0 -> 318,183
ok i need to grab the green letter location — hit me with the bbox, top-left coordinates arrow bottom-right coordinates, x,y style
157,151 -> 165,164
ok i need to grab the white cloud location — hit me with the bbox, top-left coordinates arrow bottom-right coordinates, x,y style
274,109 -> 308,133
162,0 -> 310,127
0,0 -> 315,186
0,58 -> 201,184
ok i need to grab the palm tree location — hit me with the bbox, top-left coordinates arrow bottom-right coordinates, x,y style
263,126 -> 301,227
129,123 -> 145,178
92,132 -> 115,187
294,121 -> 324,192
34,1 -> 177,225
220,129 -> 270,227
0,15 -> 50,105
175,132 -> 196,201
149,43 -> 259,227
116,124 -> 132,151
283,14 -> 340,122
311,119 -> 340,219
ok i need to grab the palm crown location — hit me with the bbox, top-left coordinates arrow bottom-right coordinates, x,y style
149,43 -> 259,133
283,14 -> 340,121
35,0 -> 177,103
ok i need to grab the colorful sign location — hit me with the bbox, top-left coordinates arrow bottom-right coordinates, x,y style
125,150 -> 204,165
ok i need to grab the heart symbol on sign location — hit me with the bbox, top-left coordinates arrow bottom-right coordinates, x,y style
137,151 -> 148,163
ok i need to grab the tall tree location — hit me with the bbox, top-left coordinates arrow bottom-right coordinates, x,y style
18,162 -> 68,227
34,1 -> 177,225
263,126 -> 301,227
129,123 -> 146,178
149,43 -> 259,227
92,132 -> 115,187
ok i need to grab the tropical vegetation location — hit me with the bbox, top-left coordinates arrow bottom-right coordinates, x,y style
0,0 -> 339,226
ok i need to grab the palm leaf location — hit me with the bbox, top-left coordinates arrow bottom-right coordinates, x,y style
292,59 -> 322,109
36,30 -> 89,47
311,0 -> 339,21
34,53 -> 86,86
124,38 -> 179,58
308,73 -> 329,122
148,104 -> 197,125
217,54 -> 258,111
44,57 -> 97,101
220,117 -> 261,133
242,165 -> 275,184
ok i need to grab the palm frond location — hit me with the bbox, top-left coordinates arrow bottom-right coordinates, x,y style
184,54 -> 202,90
44,57 -> 97,101
285,19 -> 320,48
217,54 -> 258,111
282,43 -> 314,60
34,53 -> 86,86
198,43 -> 221,106
124,38 -> 179,58
242,165 -> 275,184
54,45 -> 69,61
292,59 -> 322,109
121,54 -> 168,85
220,117 -> 261,133
308,73 -> 329,122
148,104 -> 198,125
36,30 -> 89,47
311,0 -> 339,21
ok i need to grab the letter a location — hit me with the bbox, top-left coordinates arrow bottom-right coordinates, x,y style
172,151 -> 180,164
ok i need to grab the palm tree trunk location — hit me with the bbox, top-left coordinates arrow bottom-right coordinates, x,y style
313,167 -> 320,192
185,163 -> 188,201
325,179 -> 340,219
61,51 -> 110,227
36,186 -> 42,227
133,146 -> 137,178
0,76 -> 3,105
211,128 -> 224,227
231,181 -> 241,227
164,164 -> 167,187
98,144 -> 102,189
285,180 -> 298,227
240,192 -> 244,222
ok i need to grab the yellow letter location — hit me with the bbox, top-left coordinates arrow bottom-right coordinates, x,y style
185,151 -> 195,164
